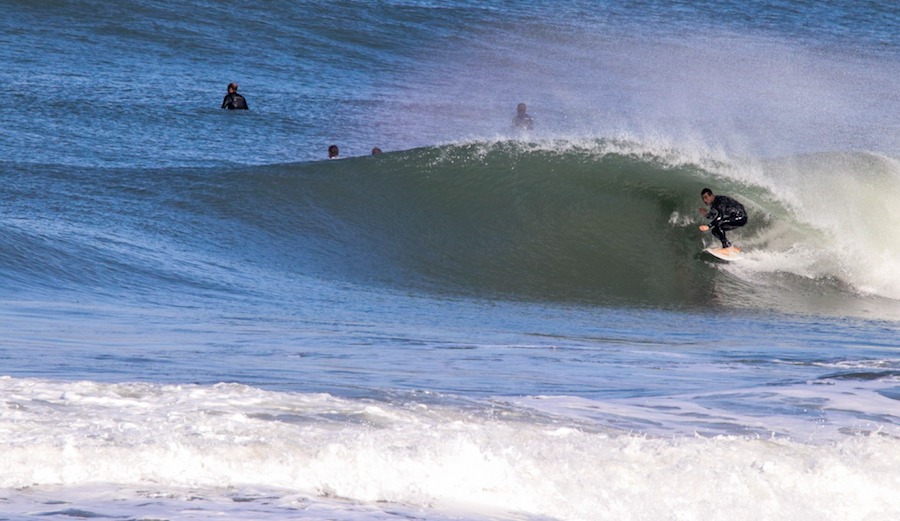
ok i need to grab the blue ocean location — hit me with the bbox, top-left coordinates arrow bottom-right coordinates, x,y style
2,1 -> 899,519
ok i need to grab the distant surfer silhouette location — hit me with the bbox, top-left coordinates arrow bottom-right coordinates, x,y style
698,188 -> 747,250
512,102 -> 534,130
221,82 -> 248,110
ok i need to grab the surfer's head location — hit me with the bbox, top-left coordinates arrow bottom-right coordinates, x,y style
701,187 -> 714,205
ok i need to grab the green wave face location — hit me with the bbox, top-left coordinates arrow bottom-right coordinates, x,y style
4,140 -> 898,318
225,140 -> 898,315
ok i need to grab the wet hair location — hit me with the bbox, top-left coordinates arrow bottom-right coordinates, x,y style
701,188 -> 713,197
328,144 -> 339,157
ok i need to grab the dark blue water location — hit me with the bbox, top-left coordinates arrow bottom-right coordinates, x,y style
1,1 -> 899,520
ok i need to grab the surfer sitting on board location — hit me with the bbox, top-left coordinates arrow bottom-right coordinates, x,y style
698,187 -> 747,251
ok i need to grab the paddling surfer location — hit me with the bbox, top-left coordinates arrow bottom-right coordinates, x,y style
698,188 -> 747,250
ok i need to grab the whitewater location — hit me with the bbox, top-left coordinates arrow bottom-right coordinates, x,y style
2,1 -> 899,520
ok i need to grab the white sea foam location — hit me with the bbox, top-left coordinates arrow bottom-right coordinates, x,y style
2,377 -> 898,520
718,152 -> 900,301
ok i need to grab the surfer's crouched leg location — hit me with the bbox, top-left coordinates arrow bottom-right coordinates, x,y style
713,214 -> 748,249
711,226 -> 730,248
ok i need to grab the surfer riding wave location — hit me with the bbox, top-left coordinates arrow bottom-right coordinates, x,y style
699,187 -> 747,250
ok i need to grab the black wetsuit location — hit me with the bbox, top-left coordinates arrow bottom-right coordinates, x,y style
221,92 -> 248,110
705,195 -> 747,248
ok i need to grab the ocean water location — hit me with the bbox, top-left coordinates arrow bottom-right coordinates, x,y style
2,1 -> 899,520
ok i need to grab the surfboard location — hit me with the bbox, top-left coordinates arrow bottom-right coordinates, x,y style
703,246 -> 742,261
